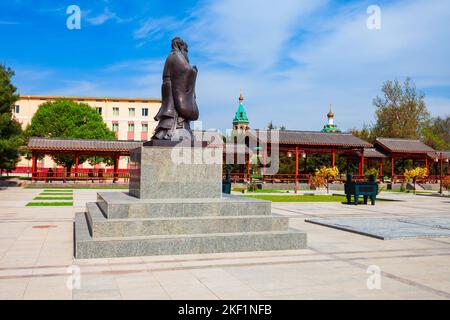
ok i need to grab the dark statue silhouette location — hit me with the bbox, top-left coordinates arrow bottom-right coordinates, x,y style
145,37 -> 199,145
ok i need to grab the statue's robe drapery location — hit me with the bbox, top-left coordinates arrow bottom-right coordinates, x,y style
152,50 -> 199,140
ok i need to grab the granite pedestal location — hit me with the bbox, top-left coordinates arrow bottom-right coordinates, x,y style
75,146 -> 306,259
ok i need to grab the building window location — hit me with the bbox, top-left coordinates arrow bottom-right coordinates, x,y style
113,107 -> 119,116
14,105 -> 20,113
112,123 -> 119,132
142,108 -> 149,116
128,123 -> 135,132
129,108 -> 135,116
142,123 -> 148,132
96,107 -> 102,115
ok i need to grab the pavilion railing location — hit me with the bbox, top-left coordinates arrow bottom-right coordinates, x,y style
32,170 -> 129,182
391,175 -> 449,183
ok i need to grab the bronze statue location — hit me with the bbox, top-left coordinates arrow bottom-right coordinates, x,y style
150,37 -> 199,142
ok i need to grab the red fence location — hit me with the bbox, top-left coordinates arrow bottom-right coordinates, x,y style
30,168 -> 129,182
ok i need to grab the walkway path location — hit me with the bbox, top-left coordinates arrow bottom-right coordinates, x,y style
0,187 -> 448,299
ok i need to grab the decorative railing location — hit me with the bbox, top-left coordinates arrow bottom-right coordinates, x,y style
32,170 -> 129,182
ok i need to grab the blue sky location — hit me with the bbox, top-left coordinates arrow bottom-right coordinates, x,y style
1,0 -> 449,132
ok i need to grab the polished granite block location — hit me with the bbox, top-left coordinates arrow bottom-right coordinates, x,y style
96,192 -> 272,219
129,146 -> 223,199
87,202 -> 288,237
75,212 -> 307,259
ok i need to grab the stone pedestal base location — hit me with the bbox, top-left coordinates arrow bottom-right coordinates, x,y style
75,193 -> 306,259
129,146 -> 222,199
74,145 -> 307,259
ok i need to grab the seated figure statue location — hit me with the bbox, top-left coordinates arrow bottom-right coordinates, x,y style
149,37 -> 199,143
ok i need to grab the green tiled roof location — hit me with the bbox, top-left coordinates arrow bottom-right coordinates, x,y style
321,124 -> 341,133
233,102 -> 249,124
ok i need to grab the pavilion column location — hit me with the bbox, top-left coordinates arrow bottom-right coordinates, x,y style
75,153 -> 79,178
425,157 -> 429,176
391,157 -> 395,181
246,157 -> 251,182
31,153 -> 37,182
304,154 -> 307,173
346,156 -> 349,174
331,150 -> 336,167
439,153 -> 443,193
113,154 -> 120,183
263,151 -> 267,177
294,147 -> 299,193
361,152 -> 365,175
379,158 -> 383,180
358,151 -> 364,176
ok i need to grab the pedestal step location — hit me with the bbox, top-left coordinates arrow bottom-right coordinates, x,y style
96,192 -> 271,219
87,202 -> 288,238
75,212 -> 307,259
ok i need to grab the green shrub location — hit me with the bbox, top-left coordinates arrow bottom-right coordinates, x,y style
364,168 -> 379,180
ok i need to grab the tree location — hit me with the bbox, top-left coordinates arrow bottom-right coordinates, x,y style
266,121 -> 286,130
311,166 -> 340,194
25,99 -> 116,170
442,176 -> 450,195
0,65 -> 22,175
372,78 -> 430,139
349,124 -> 375,143
422,116 -> 450,151
266,121 -> 276,130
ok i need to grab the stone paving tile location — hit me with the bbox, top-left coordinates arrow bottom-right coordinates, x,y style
72,274 -> 122,300
1,187 -> 450,299
0,278 -> 30,299
23,275 -> 72,300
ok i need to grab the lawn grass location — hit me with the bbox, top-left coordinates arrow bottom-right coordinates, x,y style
234,188 -> 315,194
26,202 -> 73,206
34,197 -> 73,200
247,189 -> 291,193
243,194 -> 385,203
43,189 -> 73,192
40,192 -> 73,196
0,175 -> 21,180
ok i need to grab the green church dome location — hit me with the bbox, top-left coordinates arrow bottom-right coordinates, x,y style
233,93 -> 249,124
321,104 -> 341,133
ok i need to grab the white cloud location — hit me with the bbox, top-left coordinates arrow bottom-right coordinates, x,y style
16,0 -> 450,133
73,0 -> 450,131
134,17 -> 181,40
85,7 -> 125,26
186,0 -> 328,71
47,80 -> 98,96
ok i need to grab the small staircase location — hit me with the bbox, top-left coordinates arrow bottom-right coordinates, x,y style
75,192 -> 306,259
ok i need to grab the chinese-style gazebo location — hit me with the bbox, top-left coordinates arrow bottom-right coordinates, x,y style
233,129 -> 373,183
363,138 -> 449,182
28,137 -> 142,182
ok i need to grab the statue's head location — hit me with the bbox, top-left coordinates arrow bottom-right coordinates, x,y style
172,37 -> 188,54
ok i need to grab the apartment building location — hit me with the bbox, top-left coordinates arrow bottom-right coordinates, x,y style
12,95 -> 161,172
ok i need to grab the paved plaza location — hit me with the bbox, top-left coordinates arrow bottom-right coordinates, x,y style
0,187 -> 449,300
